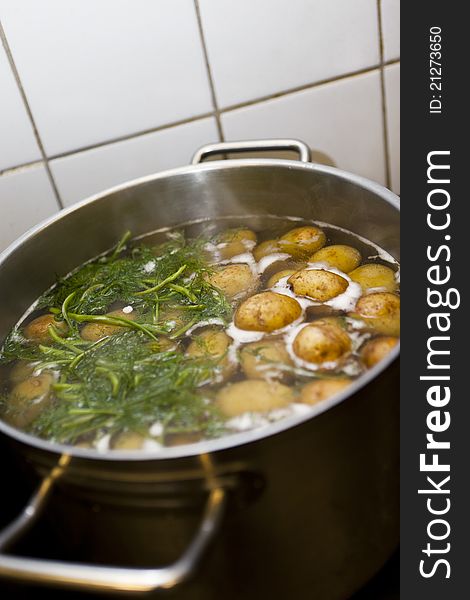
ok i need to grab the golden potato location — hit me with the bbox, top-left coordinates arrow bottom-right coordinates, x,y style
74,440 -> 93,449
10,361 -> 36,385
361,336 -> 398,368
165,432 -> 202,447
349,263 -> 397,292
186,329 -> 236,380
313,316 -> 347,330
160,308 -> 191,334
206,264 -> 256,299
240,340 -> 293,381
278,226 -> 326,258
186,328 -> 230,358
293,322 -> 351,364
310,244 -> 361,273
5,373 -> 54,428
300,378 -> 352,405
23,314 -> 68,343
80,309 -> 136,342
352,292 -> 400,336
147,336 -> 179,353
215,228 -> 257,260
217,380 -> 294,417
288,269 -> 349,301
253,239 -> 280,261
267,269 -> 298,288
235,292 -> 302,332
112,431 -> 145,450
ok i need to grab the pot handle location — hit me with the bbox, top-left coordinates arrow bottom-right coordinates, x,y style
191,138 -> 311,164
0,455 -> 227,593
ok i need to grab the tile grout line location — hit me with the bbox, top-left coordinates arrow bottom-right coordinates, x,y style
0,21 -> 64,209
376,0 -> 392,190
219,63 -> 388,114
48,62 -> 399,163
0,53 -> 400,174
193,0 -> 225,142
47,112 -> 216,161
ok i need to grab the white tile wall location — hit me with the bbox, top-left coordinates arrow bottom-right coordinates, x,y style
0,42 -> 41,171
0,165 -> 58,252
222,70 -> 386,186
50,118 -> 219,207
384,63 -> 400,194
0,0 -> 213,155
0,0 -> 400,250
199,0 -> 380,108
381,0 -> 400,61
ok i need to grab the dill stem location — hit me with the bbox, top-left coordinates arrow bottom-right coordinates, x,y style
167,283 -> 197,302
96,367 -> 120,396
69,352 -> 85,369
78,283 -> 104,304
68,408 -> 121,416
52,383 -> 82,391
108,230 -> 132,261
136,265 -> 187,295
39,344 -> 76,359
61,291 -> 77,329
169,316 -> 198,339
174,304 -> 205,311
66,313 -> 161,340
55,393 -> 82,401
47,325 -> 82,355
153,293 -> 159,324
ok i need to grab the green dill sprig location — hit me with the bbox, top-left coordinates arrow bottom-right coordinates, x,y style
30,330 -> 225,444
1,230 -> 234,445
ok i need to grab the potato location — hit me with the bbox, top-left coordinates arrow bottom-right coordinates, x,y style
300,378 -> 352,405
81,309 -> 136,342
5,373 -> 54,428
10,361 -> 36,385
253,239 -> 280,261
112,431 -> 145,450
267,269 -> 298,288
352,292 -> 400,336
217,380 -> 294,417
361,336 -> 398,368
310,244 -> 361,273
74,440 -> 93,449
147,336 -> 179,353
23,314 -> 68,343
165,432 -> 202,447
206,264 -> 256,299
313,316 -> 347,330
349,263 -> 397,292
215,228 -> 257,260
288,269 -> 348,301
278,226 -> 326,258
235,291 -> 302,332
186,328 -> 230,359
160,308 -> 191,334
293,322 -> 351,364
186,329 -> 236,380
240,340 -> 293,381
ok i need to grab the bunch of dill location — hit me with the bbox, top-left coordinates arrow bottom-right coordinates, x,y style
0,230 -> 233,444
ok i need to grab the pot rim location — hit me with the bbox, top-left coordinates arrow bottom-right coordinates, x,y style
0,158 -> 400,462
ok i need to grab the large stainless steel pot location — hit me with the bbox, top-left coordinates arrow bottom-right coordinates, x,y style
0,140 -> 399,599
